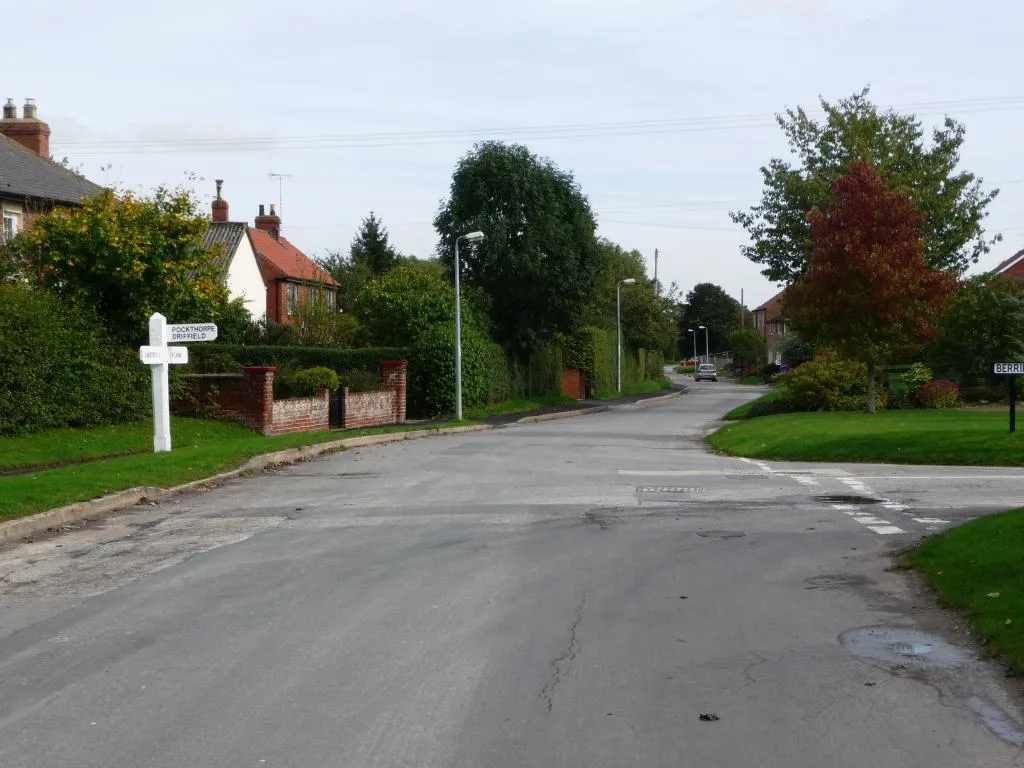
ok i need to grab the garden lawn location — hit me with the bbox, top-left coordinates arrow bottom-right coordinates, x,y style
0,417 -> 463,522
905,508 -> 1024,674
708,409 -> 1024,466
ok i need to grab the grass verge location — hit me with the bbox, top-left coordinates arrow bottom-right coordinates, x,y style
707,409 -> 1024,466
595,377 -> 673,400
904,508 -> 1024,674
736,375 -> 763,385
675,365 -> 695,375
0,418 -> 466,522
723,386 -> 788,420
464,395 -> 576,420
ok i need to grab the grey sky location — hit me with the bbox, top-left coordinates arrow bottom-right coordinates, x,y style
8,0 -> 1022,308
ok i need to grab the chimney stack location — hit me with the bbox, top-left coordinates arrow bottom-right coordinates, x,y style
0,98 -> 51,157
254,202 -> 282,240
211,179 -> 229,223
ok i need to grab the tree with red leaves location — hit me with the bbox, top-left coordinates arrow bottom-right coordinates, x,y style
786,160 -> 957,413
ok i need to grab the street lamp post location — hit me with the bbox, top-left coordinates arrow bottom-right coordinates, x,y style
699,325 -> 710,364
617,278 -> 637,393
687,328 -> 698,365
454,230 -> 485,420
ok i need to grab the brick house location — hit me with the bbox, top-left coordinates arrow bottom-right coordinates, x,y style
991,248 -> 1024,281
204,182 -> 338,322
752,288 -> 789,365
0,99 -> 102,243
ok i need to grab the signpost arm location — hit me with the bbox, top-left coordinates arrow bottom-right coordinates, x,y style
149,313 -> 172,452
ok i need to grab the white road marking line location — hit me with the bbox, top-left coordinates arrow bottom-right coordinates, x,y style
868,525 -> 906,535
882,503 -> 910,511
852,516 -> 888,525
913,517 -> 950,524
832,504 -> 860,510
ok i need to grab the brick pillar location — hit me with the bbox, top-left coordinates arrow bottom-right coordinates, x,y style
382,361 -> 408,424
243,366 -> 277,434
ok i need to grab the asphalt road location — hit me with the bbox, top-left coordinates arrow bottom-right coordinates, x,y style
3,378 -> 1024,767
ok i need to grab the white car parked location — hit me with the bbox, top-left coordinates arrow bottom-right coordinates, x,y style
694,364 -> 718,382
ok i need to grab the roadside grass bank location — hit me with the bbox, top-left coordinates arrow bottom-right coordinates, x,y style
904,508 -> 1024,674
464,395 -> 577,420
723,385 -> 787,420
0,418 -> 463,522
596,377 -> 673,400
707,410 -> 1024,466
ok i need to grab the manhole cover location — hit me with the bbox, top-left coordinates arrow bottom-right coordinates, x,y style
637,486 -> 704,493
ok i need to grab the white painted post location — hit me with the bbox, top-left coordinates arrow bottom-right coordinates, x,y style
148,313 -> 172,452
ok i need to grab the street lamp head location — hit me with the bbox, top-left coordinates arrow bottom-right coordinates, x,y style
688,328 -> 696,333
699,325 -> 707,329
620,278 -> 637,286
461,231 -> 486,243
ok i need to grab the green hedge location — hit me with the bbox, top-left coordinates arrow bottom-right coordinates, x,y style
0,285 -> 148,435
188,344 -> 409,373
410,323 -> 492,416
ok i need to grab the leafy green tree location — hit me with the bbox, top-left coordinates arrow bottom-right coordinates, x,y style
731,87 -> 1000,284
354,263 -> 459,346
434,141 -> 602,349
728,328 -> 768,375
786,161 -> 957,412
315,250 -> 370,314
351,211 -> 400,276
588,240 -> 676,354
3,188 -> 227,344
927,275 -> 1024,384
679,283 -> 743,354
294,287 -> 364,347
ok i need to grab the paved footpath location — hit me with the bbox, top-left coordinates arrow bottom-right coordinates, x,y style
2,380 -> 1023,767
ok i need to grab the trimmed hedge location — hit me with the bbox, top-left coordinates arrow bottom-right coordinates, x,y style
188,344 -> 409,373
0,285 -> 148,435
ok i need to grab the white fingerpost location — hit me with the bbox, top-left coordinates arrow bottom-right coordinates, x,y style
148,313 -> 172,452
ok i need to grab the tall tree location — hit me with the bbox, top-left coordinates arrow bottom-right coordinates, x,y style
3,188 -> 227,345
434,141 -> 602,349
679,283 -> 743,355
927,275 -> 1024,384
731,87 -> 1000,284
351,211 -> 400,275
786,160 -> 957,412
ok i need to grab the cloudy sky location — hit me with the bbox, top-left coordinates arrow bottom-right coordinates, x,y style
8,0 -> 1022,308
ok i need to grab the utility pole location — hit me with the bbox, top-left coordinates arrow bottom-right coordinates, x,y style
654,248 -> 659,293
741,288 -> 744,328
268,171 -> 294,216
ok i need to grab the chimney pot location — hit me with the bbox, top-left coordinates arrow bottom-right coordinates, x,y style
23,99 -> 37,120
2,99 -> 15,119
211,180 -> 229,222
259,204 -> 265,216
0,98 -> 49,156
255,203 -> 282,240
270,203 -> 277,215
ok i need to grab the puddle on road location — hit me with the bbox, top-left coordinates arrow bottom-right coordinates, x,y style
966,697 -> 1024,746
840,626 -> 971,669
815,494 -> 882,505
804,574 -> 869,591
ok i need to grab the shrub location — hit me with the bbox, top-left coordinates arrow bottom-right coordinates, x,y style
338,369 -> 381,393
761,363 -> 781,381
291,367 -> 340,396
410,322 -> 492,416
189,344 -> 408,375
786,351 -> 869,412
0,284 -> 148,434
354,264 -> 456,346
918,379 -> 960,409
889,362 -> 933,409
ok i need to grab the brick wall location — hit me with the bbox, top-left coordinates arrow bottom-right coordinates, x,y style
561,369 -> 586,400
177,366 -> 274,432
341,389 -> 397,430
270,391 -> 330,435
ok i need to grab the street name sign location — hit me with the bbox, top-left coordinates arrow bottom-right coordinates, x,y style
139,345 -> 188,365
168,323 -> 218,342
993,362 -> 1024,375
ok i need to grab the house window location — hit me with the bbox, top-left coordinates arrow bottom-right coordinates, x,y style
325,290 -> 335,311
287,283 -> 299,315
2,211 -> 19,244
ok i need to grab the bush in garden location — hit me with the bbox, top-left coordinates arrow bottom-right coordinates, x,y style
786,351 -> 869,412
918,379 -> 960,409
409,322 -> 491,416
889,362 -> 933,409
291,367 -> 340,397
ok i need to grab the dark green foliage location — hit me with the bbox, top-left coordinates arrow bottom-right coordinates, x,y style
731,87 -> 1000,283
355,264 -> 457,346
889,362 -> 933,409
786,352 -> 870,412
351,211 -> 401,276
241,319 -> 300,346
728,328 -> 768,374
409,323 -> 492,416
188,344 -> 408,375
0,285 -> 148,435
679,284 -> 743,354
777,332 -> 815,367
434,141 -> 602,348
338,369 -> 381,393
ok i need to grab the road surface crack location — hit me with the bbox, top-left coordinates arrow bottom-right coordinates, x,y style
540,595 -> 587,711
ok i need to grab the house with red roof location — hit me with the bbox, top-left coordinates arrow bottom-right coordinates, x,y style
203,181 -> 338,323
752,288 -> 789,365
991,247 -> 1024,282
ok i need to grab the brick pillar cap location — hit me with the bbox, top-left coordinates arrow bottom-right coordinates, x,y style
382,360 -> 408,368
244,365 -> 278,373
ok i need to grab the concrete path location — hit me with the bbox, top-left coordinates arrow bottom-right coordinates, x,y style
2,379 -> 1023,767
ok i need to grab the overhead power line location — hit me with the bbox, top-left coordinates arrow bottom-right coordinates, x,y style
56,96 -> 1024,157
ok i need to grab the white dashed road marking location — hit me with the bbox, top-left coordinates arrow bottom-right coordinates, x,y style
868,525 -> 906,535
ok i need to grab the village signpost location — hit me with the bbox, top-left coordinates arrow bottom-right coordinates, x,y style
992,362 -> 1024,433
139,313 -> 218,452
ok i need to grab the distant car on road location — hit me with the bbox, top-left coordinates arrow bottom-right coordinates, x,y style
694,363 -> 718,382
